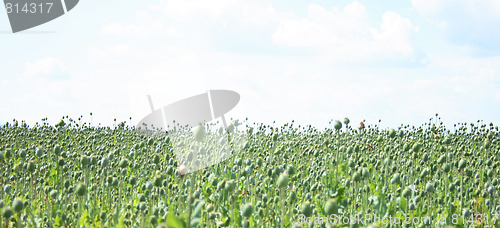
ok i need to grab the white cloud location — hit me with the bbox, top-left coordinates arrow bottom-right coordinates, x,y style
157,0 -> 282,26
23,57 -> 69,79
101,11 -> 181,37
412,0 -> 500,55
272,2 -> 424,63
88,45 -> 143,59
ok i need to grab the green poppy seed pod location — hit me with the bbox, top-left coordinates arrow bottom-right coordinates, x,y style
154,153 -> 160,164
226,123 -> 235,134
225,180 -> 236,193
138,202 -> 147,211
58,157 -> 65,167
80,156 -> 90,167
392,173 -> 401,184
145,182 -> 153,190
138,194 -> 147,202
153,175 -> 163,187
13,164 -> 21,173
193,124 -> 206,142
289,190 -> 297,202
287,165 -> 296,176
2,207 -> 13,219
18,149 -> 26,158
4,149 -> 12,159
486,159 -> 493,166
262,194 -> 269,203
277,173 -> 289,188
464,168 -> 472,177
420,168 -> 429,178
353,172 -> 361,182
484,140 -> 491,149
414,195 -> 420,204
346,160 -> 354,169
458,159 -> 467,170
343,117 -> 350,125
101,157 -> 109,168
53,145 -> 61,156
442,163 -> 450,173
430,125 -> 436,132
27,160 -> 36,173
300,202 -> 313,217
75,183 -> 87,197
129,176 -> 137,186
437,155 -> 446,164
402,187 -> 411,198
447,183 -> 455,192
49,190 -> 58,199
412,143 -> 422,153
12,198 -> 24,213
425,183 -> 434,193
487,169 -> 494,178
324,199 -> 338,215
388,129 -> 396,138
333,120 -> 342,131
362,168 -> 370,180
150,215 -> 157,225
118,158 -> 129,168
272,133 -> 279,142
35,148 -> 43,157
463,209 -> 471,217
240,204 -> 253,218
90,156 -> 97,165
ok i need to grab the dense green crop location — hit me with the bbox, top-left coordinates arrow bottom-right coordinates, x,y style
0,116 -> 499,227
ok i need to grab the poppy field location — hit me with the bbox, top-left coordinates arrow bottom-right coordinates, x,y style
0,115 -> 499,227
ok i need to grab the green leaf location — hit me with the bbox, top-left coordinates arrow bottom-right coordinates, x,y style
399,196 -> 407,213
284,214 -> 290,227
80,209 -> 91,226
167,212 -> 185,228
369,195 -> 380,208
92,214 -> 101,228
116,219 -> 126,228
192,200 -> 205,218
54,215 -> 62,228
190,217 -> 200,227
220,216 -> 230,227
220,205 -> 229,216
388,200 -> 397,216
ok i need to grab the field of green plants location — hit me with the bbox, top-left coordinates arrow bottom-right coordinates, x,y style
1,116 -> 499,227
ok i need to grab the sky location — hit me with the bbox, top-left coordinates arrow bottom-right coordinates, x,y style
1,0 -> 500,130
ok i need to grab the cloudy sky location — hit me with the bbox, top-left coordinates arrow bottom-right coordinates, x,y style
1,0 -> 499,130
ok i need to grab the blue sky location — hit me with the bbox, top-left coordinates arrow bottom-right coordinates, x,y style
1,0 -> 499,130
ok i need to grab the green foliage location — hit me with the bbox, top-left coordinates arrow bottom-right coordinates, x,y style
0,116 -> 499,227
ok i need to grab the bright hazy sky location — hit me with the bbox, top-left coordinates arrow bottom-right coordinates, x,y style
1,0 -> 500,130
